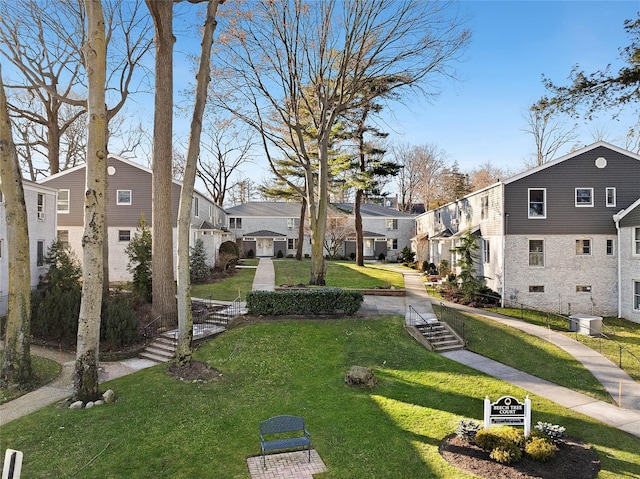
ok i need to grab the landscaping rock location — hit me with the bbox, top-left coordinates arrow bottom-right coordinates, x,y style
85,401 -> 95,409
94,400 -> 105,406
103,389 -> 115,403
69,401 -> 84,410
345,366 -> 377,388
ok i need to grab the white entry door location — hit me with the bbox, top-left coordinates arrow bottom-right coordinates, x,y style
364,239 -> 374,257
257,239 -> 273,257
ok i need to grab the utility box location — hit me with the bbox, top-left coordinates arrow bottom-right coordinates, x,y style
569,314 -> 602,336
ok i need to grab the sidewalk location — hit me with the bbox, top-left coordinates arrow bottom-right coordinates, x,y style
394,268 -> 640,438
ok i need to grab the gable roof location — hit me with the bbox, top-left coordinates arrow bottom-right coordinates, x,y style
503,141 -> 640,185
225,202 -> 302,217
613,196 -> 640,223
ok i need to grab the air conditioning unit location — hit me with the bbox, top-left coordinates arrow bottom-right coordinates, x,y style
37,211 -> 45,220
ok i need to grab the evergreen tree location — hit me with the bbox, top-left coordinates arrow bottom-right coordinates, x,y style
126,214 -> 152,302
189,239 -> 210,283
451,230 -> 484,301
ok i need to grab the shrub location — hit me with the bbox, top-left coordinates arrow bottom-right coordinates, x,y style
490,442 -> 522,464
247,248 -> 255,259
534,422 -> 566,442
31,286 -> 82,345
220,240 -> 240,258
455,419 -> 482,442
246,289 -> 363,316
189,238 -> 210,283
276,249 -> 284,258
41,240 -> 82,291
525,437 -> 556,462
474,429 -> 502,451
396,246 -> 415,264
101,295 -> 138,349
378,253 -> 385,261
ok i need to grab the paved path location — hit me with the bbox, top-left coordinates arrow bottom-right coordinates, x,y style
252,257 -> 275,291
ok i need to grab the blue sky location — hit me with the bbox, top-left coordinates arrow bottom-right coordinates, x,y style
387,0 -> 639,174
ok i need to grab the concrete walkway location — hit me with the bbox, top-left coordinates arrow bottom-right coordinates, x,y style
390,268 -> 640,438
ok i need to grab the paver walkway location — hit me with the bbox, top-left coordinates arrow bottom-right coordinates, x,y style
246,450 -> 327,479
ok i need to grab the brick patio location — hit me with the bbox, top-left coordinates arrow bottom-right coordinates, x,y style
246,449 -> 327,479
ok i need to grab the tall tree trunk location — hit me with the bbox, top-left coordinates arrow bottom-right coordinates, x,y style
176,0 -> 221,366
74,0 -> 107,402
296,198 -> 306,261
354,188 -> 364,266
0,66 -> 32,386
146,0 -> 177,318
309,135 -> 329,285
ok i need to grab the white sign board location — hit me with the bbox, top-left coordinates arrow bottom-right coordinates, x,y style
2,449 -> 23,479
484,395 -> 531,436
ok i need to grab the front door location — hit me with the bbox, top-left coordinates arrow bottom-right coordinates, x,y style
257,238 -> 273,257
364,239 -> 374,257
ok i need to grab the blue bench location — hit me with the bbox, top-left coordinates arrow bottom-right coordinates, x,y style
259,415 -> 311,468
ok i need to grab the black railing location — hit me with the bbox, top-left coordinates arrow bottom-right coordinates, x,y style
143,311 -> 178,344
502,299 -> 640,376
438,302 -> 466,343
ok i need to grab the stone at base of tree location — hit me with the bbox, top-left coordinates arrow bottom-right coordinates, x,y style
103,389 -> 115,403
85,401 -> 95,408
70,401 -> 84,409
345,366 -> 377,388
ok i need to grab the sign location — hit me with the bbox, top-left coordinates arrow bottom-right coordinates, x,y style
2,449 -> 23,479
484,395 -> 531,436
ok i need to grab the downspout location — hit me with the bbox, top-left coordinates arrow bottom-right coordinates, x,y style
501,183 -> 507,308
613,212 -> 622,318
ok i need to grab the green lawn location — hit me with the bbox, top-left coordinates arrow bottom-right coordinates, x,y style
274,259 -> 405,289
0,353 -> 61,404
2,318 -> 639,478
485,307 -> 640,382
191,267 -> 257,301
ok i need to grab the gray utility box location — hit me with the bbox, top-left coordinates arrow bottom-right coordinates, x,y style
569,314 -> 602,336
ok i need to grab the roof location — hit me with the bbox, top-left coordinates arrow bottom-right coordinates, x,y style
431,228 -> 453,239
346,231 -> 387,239
332,202 -> 416,218
243,230 -> 288,238
613,196 -> 640,223
226,202 -> 302,217
449,225 -> 481,239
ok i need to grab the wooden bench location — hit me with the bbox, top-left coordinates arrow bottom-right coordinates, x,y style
259,415 -> 311,468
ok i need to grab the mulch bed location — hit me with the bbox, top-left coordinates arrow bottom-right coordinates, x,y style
166,361 -> 224,383
439,434 -> 600,479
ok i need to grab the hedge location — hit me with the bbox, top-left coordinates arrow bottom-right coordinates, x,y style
246,289 -> 363,316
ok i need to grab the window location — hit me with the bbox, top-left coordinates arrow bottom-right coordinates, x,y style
483,239 -> 490,263
193,196 -> 199,216
0,190 -> 4,203
37,193 -> 45,220
58,230 -> 69,249
635,228 -> 640,255
229,217 -> 242,229
481,196 -> 489,220
528,189 -> 546,218
57,189 -> 70,213
37,240 -> 44,266
576,285 -> 592,293
209,204 -> 214,220
606,187 -> 616,207
529,285 -> 544,293
0,239 -> 3,259
287,238 -> 298,250
529,239 -> 544,266
436,211 -> 442,223
287,217 -> 299,229
635,281 -> 640,311
576,239 -> 591,255
118,230 -> 131,242
387,238 -> 398,250
575,188 -> 593,207
386,219 -> 398,230
606,239 -> 614,256
117,190 -> 132,205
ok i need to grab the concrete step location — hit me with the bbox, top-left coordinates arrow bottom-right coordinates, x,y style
433,343 -> 465,352
139,350 -> 173,363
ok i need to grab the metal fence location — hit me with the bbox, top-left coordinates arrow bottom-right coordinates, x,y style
437,302 -> 466,343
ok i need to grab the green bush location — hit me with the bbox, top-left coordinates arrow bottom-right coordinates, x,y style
220,240 -> 240,258
474,428 -> 503,451
455,419 -> 482,442
126,215 -> 153,302
525,436 -> 556,462
101,295 -> 138,349
246,289 -> 363,316
276,249 -> 284,258
534,421 -> 566,442
490,442 -> 522,464
247,249 -> 255,259
31,287 -> 82,345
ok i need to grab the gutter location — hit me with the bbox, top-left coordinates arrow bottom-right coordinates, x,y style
613,212 -> 622,318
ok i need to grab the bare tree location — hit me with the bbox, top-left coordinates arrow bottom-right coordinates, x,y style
394,143 -> 420,212
175,0 -> 222,366
74,0 -> 107,402
522,107 -> 578,167
214,0 -> 469,284
468,160 -> 508,192
0,0 -> 153,178
0,67 -> 32,387
196,118 -> 254,206
411,143 -> 449,210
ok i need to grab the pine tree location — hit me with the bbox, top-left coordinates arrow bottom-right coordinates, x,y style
126,214 -> 152,302
189,239 -> 210,283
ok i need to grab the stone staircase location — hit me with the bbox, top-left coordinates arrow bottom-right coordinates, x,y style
414,321 -> 464,353
139,332 -> 177,363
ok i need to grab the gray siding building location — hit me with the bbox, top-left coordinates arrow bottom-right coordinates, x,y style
415,142 -> 640,321
39,155 -> 230,282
